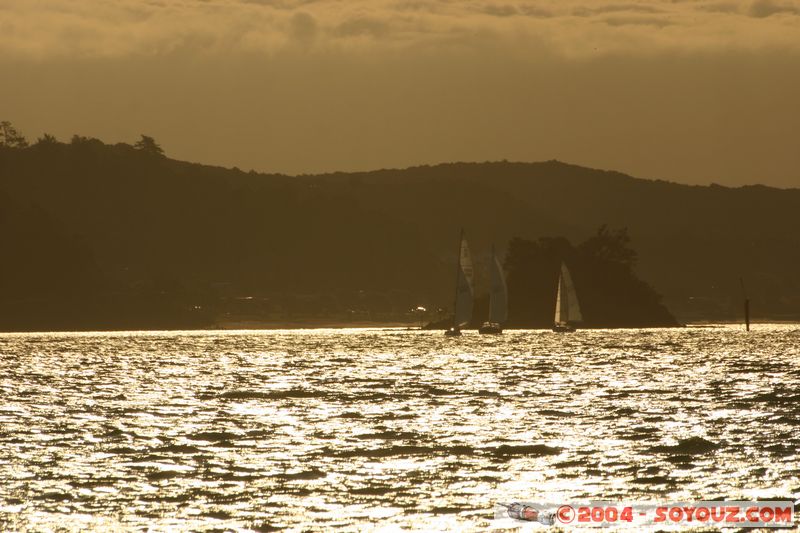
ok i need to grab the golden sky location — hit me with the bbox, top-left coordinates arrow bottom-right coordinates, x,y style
2,0 -> 799,186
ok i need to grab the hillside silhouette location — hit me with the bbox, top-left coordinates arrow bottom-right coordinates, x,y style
1,130 -> 798,329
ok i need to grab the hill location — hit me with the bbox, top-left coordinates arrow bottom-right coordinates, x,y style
1,135 -> 798,329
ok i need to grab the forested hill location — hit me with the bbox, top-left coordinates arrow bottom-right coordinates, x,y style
1,135 -> 798,330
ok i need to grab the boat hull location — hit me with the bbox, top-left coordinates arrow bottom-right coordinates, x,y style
478,322 -> 503,334
552,324 -> 576,333
444,328 -> 462,336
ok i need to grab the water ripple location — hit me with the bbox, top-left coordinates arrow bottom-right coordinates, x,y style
0,325 -> 798,530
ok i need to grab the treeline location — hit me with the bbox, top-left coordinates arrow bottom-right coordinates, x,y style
1,121 -> 164,154
1,121 -> 798,330
0,123 -> 438,330
0,125 -> 211,329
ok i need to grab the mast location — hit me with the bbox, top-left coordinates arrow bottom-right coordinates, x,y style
452,229 -> 464,330
488,244 -> 496,323
740,278 -> 750,332
488,244 -> 508,324
554,270 -> 563,325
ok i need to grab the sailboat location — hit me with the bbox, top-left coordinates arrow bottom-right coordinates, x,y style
479,245 -> 507,334
553,262 -> 582,332
445,230 -> 474,336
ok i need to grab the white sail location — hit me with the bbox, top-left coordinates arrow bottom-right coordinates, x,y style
488,247 -> 508,324
555,262 -> 582,324
562,263 -> 582,322
554,272 -> 564,324
454,235 -> 474,327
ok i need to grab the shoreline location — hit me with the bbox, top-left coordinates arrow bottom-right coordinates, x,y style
214,319 -> 421,330
0,320 -> 797,335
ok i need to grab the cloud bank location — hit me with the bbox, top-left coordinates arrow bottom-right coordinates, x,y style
3,1 -> 799,187
2,0 -> 800,59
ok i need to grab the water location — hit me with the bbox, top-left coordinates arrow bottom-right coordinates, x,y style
1,325 -> 798,531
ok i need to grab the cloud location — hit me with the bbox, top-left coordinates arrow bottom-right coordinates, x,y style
481,4 -> 520,18
572,3 -> 668,17
334,16 -> 390,38
1,0 -> 800,60
697,2 -> 741,14
602,16 -> 674,28
289,11 -> 318,44
748,0 -> 800,17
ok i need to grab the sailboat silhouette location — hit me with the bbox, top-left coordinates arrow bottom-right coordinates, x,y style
553,261 -> 582,332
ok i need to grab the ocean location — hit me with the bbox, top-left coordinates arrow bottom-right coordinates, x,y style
1,326 -> 798,531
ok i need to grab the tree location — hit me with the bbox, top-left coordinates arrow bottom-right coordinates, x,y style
0,121 -> 29,148
578,224 -> 637,267
36,133 -> 58,145
71,134 -> 91,145
133,134 -> 165,156
70,135 -> 103,149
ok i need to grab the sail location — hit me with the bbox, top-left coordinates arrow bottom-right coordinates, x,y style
560,262 -> 582,323
488,248 -> 508,324
454,236 -> 474,327
554,272 -> 564,324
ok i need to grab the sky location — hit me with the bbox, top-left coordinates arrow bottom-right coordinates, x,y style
2,0 -> 799,187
